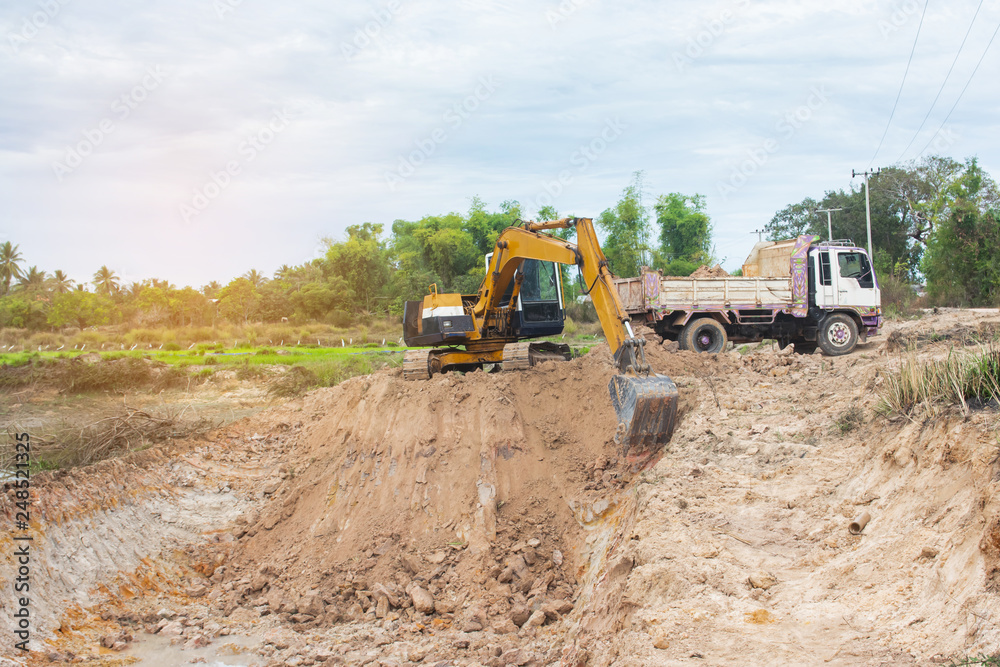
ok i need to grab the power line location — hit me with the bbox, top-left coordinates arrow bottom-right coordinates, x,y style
918,17 -> 1000,158
869,0 -> 930,167
896,0 -> 985,163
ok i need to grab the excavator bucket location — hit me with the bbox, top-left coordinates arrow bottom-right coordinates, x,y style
609,373 -> 679,455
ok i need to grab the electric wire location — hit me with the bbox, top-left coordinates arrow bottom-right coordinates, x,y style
918,16 -> 1000,157
895,0 -> 985,162
869,0 -> 931,167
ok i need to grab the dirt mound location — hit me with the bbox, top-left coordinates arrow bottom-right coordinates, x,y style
689,264 -> 729,278
219,348 -> 641,635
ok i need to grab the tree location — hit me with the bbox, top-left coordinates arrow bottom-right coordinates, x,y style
51,270 -> 74,294
217,277 -> 259,323
922,162 -> 1000,305
243,269 -> 267,289
654,193 -> 713,275
0,241 -> 24,295
92,266 -> 120,295
16,266 -> 47,292
324,223 -> 392,310
48,291 -> 114,329
597,172 -> 650,277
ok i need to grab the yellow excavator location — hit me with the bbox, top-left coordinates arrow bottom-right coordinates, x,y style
402,217 -> 679,452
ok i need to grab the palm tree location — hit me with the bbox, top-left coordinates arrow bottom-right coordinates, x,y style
51,270 -> 74,294
0,241 -> 25,295
16,266 -> 47,292
202,281 -> 221,299
274,264 -> 292,281
243,269 -> 266,288
92,265 -> 120,295
125,281 -> 144,298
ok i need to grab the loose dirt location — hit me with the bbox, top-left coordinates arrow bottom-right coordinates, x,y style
3,308 -> 1000,666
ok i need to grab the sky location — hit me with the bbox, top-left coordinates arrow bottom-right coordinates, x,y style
2,0 -> 999,287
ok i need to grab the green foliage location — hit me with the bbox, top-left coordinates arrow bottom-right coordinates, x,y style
922,160 -> 1000,306
654,192 -> 713,266
217,277 -> 259,324
47,291 -> 114,330
598,171 -> 651,278
323,223 -> 390,311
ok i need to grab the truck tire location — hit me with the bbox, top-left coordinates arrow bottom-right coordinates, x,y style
818,314 -> 858,356
680,318 -> 727,354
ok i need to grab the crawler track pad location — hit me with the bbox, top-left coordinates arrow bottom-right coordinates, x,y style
609,373 -> 679,454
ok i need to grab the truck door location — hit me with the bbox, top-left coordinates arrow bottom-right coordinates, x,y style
814,250 -> 836,307
833,250 -> 879,308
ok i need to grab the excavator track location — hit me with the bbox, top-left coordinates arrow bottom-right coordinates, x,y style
503,341 -> 571,371
502,342 -> 533,371
402,349 -> 432,380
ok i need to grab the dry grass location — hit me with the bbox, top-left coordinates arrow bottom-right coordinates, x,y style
878,345 -> 1000,416
4,404 -> 219,470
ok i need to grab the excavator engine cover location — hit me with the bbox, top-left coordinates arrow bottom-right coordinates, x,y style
609,373 -> 679,454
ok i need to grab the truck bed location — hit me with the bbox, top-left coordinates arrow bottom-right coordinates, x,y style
616,275 -> 794,314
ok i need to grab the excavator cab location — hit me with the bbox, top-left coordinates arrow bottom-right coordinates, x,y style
490,256 -> 565,338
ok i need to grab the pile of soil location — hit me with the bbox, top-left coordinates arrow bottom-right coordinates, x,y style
217,350 -> 637,639
688,264 -> 730,279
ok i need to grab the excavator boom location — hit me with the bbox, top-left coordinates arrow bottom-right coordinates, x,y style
403,217 -> 679,455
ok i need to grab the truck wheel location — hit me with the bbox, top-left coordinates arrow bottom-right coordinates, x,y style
818,314 -> 858,356
680,318 -> 727,354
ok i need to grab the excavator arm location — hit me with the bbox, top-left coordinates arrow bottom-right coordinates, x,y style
471,217 -> 679,453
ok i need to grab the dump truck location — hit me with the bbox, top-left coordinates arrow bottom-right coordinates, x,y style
402,217 -> 678,455
614,235 -> 882,355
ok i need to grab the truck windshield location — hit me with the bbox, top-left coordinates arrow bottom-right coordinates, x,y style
838,252 -> 874,289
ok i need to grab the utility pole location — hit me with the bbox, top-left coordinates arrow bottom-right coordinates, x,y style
751,229 -> 764,242
815,207 -> 843,241
852,168 -> 880,256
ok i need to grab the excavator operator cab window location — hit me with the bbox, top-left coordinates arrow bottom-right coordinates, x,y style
518,259 -> 563,324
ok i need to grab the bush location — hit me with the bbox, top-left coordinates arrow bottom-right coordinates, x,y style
269,366 -> 320,397
164,342 -> 181,351
880,272 -> 920,319
565,300 -> 597,323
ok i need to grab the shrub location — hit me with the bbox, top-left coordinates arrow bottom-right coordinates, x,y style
164,342 -> 181,351
269,365 -> 320,397
565,300 -> 597,323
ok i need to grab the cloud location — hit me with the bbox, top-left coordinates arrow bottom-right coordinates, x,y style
1,0 -> 998,284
